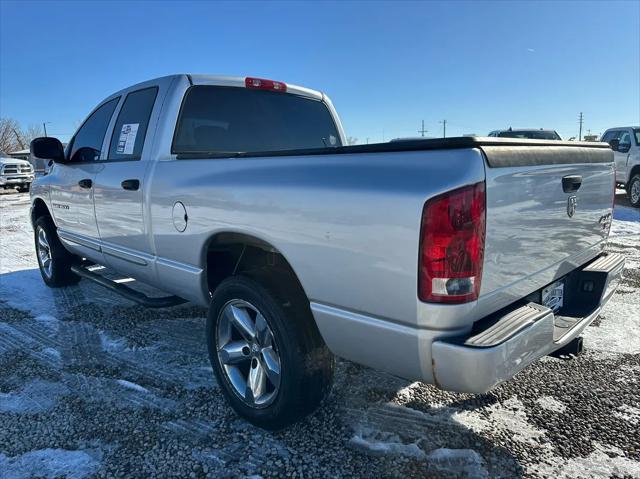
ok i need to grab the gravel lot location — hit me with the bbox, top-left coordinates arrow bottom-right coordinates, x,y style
0,188 -> 638,479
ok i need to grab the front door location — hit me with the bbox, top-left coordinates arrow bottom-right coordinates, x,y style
615,130 -> 632,184
93,86 -> 159,282
48,97 -> 120,260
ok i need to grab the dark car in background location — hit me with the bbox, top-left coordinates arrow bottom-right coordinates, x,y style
488,128 -> 562,140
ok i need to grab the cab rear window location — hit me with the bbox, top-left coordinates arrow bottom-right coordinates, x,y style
172,86 -> 341,155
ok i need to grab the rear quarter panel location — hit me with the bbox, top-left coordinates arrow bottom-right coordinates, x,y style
148,149 -> 486,325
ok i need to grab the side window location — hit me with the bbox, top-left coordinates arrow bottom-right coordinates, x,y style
601,130 -> 619,143
68,97 -> 119,162
108,87 -> 158,160
618,131 -> 632,152
619,131 -> 631,146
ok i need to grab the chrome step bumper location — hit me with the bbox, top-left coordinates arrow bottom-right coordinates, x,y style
431,252 -> 625,393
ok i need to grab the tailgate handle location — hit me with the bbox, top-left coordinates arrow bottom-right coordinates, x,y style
562,175 -> 582,193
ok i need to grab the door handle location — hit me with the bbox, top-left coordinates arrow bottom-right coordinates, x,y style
562,175 -> 582,193
121,179 -> 140,191
78,179 -> 93,189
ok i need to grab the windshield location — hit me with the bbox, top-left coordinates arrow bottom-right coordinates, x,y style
173,86 -> 341,155
497,130 -> 561,140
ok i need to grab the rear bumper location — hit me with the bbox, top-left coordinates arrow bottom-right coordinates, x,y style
431,252 -> 625,393
312,252 -> 625,393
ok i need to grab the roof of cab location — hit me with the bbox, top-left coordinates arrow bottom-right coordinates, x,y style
104,74 -> 324,104
188,74 -> 323,100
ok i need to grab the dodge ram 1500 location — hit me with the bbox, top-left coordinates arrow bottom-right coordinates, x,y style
1,157 -> 34,192
29,74 -> 624,429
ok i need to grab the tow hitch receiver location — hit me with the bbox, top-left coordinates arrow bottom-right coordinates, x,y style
549,336 -> 584,359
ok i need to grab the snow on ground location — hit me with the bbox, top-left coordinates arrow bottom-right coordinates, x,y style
0,449 -> 102,479
116,379 -> 150,393
350,428 -> 426,459
582,200 -> 640,355
535,396 -> 567,413
615,404 -> 640,426
1,189 -> 639,478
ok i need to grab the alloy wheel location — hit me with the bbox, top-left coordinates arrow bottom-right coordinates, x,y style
631,179 -> 640,204
216,299 -> 281,407
36,226 -> 53,279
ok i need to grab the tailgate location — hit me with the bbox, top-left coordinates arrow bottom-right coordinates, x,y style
479,143 -> 614,299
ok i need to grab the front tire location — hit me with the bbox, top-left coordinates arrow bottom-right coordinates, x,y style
34,215 -> 81,287
207,275 -> 334,430
627,174 -> 640,208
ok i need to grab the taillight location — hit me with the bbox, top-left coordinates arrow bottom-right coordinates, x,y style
245,77 -> 287,92
419,182 -> 486,303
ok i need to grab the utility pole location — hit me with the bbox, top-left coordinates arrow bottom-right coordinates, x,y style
43,122 -> 48,137
439,119 -> 447,138
418,120 -> 428,137
578,112 -> 583,141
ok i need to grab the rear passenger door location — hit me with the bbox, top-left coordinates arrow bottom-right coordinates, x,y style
93,86 -> 159,281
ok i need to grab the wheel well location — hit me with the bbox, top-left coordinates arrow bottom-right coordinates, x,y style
629,165 -> 640,183
205,232 -> 308,305
31,198 -> 50,225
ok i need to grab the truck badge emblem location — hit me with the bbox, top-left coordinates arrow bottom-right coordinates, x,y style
567,195 -> 577,218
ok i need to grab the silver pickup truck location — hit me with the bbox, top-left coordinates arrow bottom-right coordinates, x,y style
29,74 -> 624,429
1,157 -> 35,192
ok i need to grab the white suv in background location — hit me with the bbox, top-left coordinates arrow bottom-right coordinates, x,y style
601,127 -> 640,207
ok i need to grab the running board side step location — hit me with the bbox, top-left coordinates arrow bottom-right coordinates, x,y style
70,265 -> 187,308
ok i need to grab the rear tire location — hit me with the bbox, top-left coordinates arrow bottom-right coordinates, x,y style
34,215 -> 81,287
627,174 -> 640,208
206,275 -> 334,430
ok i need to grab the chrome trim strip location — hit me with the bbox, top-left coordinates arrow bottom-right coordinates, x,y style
102,244 -> 154,266
156,257 -> 203,274
57,229 -> 101,252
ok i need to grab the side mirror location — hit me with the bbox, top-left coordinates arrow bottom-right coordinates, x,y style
609,139 -> 620,152
30,137 -> 66,163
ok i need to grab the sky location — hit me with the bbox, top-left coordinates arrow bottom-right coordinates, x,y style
1,0 -> 639,144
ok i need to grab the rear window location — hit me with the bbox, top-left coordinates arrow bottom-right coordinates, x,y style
172,86 -> 341,155
498,130 -> 561,140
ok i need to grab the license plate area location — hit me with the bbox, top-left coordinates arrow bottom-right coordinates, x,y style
542,280 -> 564,313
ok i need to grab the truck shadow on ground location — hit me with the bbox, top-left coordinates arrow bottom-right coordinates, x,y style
0,267 -> 524,478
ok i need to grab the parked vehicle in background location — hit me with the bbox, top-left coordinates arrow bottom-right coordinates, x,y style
0,157 -> 35,192
601,127 -> 640,207
488,128 -> 562,140
29,74 -> 623,429
389,136 -> 435,142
